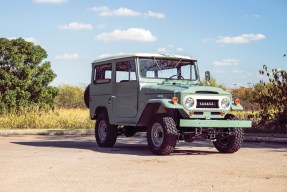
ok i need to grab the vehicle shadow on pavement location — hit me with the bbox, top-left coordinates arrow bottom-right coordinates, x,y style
10,136 -> 220,156
11,136 -> 286,156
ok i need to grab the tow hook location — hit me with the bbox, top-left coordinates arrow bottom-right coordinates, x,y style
208,133 -> 216,141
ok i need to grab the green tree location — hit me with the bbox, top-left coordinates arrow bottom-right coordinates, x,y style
255,65 -> 287,121
201,76 -> 227,90
0,38 -> 58,113
55,85 -> 86,109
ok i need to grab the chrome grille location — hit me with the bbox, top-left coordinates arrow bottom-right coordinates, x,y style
196,99 -> 219,108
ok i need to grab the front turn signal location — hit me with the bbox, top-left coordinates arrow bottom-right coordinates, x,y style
235,98 -> 240,105
189,111 -> 194,116
172,97 -> 178,104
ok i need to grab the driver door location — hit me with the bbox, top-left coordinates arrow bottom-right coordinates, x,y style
112,59 -> 138,118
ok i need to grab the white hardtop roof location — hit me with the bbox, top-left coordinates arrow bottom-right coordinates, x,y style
92,53 -> 197,64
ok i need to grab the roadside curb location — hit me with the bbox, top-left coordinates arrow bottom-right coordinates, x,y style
244,136 -> 287,143
0,130 -> 287,144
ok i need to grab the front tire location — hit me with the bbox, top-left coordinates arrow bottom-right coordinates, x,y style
213,115 -> 244,153
147,115 -> 177,155
95,112 -> 117,147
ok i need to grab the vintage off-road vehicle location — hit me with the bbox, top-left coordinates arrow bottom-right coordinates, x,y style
84,53 -> 252,155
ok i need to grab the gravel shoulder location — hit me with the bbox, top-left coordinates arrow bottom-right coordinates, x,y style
0,135 -> 286,192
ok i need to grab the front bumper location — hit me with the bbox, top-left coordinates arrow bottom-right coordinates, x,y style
180,119 -> 252,128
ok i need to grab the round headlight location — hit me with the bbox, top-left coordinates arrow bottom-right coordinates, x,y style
184,97 -> 195,110
221,98 -> 230,109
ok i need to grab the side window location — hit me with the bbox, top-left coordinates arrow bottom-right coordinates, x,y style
116,60 -> 136,83
94,63 -> 112,84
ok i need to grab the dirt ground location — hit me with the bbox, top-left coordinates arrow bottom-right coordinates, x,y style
0,135 -> 286,192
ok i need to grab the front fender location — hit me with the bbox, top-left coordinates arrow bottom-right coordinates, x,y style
146,99 -> 184,109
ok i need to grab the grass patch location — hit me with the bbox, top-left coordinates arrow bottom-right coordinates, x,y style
0,109 -> 94,129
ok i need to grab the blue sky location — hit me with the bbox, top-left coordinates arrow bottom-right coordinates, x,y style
1,0 -> 286,88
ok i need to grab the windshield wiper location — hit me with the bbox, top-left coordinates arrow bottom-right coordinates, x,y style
175,58 -> 182,68
153,57 -> 162,72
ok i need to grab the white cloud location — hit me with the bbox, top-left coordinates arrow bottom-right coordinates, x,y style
96,28 -> 157,42
216,34 -> 265,44
90,6 -> 165,19
144,10 -> 165,19
157,47 -> 167,53
91,6 -> 140,17
55,53 -> 80,60
213,59 -> 239,66
112,8 -> 140,16
176,48 -> 183,52
58,22 -> 92,30
34,0 -> 67,4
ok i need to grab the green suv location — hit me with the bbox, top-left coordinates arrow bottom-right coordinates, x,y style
84,53 -> 252,155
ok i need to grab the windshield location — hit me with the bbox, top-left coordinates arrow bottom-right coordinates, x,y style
139,58 -> 197,80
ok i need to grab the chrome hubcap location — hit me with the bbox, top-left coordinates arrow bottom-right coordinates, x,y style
98,120 -> 107,141
151,123 -> 164,147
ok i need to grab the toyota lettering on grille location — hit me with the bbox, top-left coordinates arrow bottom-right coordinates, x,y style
199,101 -> 215,106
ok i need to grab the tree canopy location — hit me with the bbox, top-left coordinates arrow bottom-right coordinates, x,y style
0,38 -> 58,113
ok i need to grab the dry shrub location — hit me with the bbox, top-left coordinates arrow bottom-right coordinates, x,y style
0,109 -> 94,129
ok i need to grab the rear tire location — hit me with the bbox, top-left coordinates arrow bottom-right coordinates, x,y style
147,114 -> 177,155
84,84 -> 90,108
213,115 -> 244,153
95,112 -> 117,147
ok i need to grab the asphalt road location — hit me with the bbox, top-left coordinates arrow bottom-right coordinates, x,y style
0,135 -> 286,192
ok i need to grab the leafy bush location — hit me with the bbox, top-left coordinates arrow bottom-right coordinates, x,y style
256,65 -> 287,119
55,85 -> 86,109
251,65 -> 287,133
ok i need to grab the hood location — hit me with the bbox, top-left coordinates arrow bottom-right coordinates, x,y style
141,84 -> 230,95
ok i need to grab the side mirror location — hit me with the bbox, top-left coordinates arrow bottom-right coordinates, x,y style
205,71 -> 211,82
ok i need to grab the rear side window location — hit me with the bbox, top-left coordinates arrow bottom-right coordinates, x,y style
94,63 -> 112,84
116,60 -> 136,83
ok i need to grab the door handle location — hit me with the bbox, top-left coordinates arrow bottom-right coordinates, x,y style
108,96 -> 115,104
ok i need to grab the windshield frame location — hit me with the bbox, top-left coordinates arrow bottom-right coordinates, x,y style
138,57 -> 199,81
